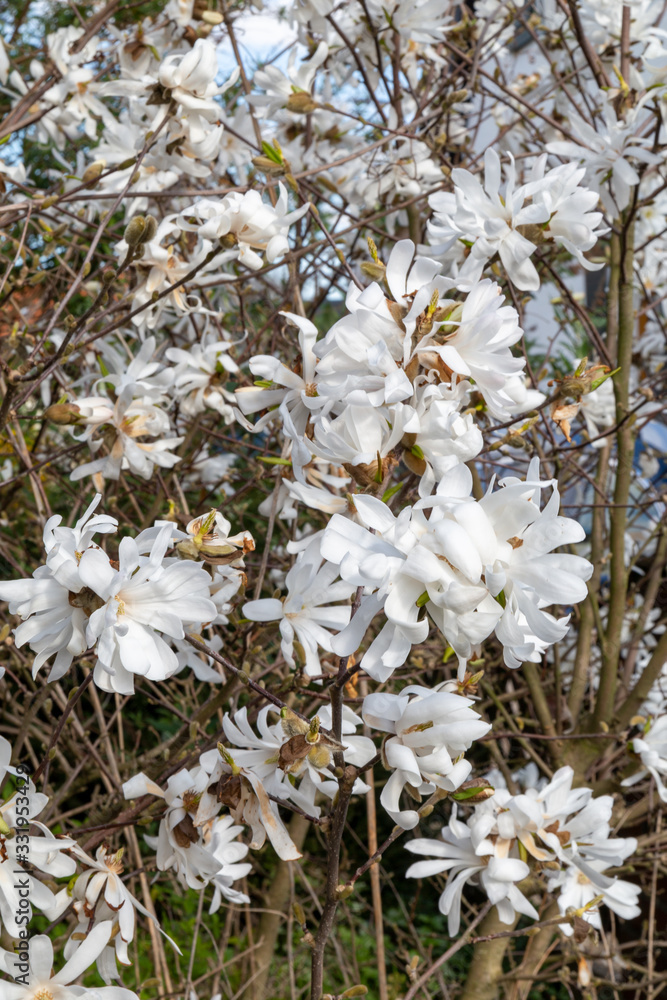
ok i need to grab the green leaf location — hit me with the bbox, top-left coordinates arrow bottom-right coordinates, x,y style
452,786 -> 488,801
260,141 -> 283,164
381,483 -> 402,503
590,366 -> 620,392
257,456 -> 292,466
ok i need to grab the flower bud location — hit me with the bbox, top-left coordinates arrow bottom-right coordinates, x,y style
123,214 -> 157,248
124,215 -> 148,247
286,91 -> 318,114
200,9 -> 224,24
360,261 -> 386,281
82,161 -> 105,186
341,986 -> 368,997
43,403 -> 82,425
451,779 -> 495,803
219,232 -> 239,249
252,155 -> 286,176
142,215 -> 158,243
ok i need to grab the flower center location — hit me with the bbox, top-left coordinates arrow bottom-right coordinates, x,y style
68,587 -> 105,615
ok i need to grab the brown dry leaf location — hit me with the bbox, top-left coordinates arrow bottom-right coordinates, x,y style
172,814 -> 198,848
277,733 -> 312,772
550,400 -> 580,441
345,660 -> 358,698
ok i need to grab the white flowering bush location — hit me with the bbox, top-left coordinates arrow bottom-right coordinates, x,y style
0,2 -> 666,999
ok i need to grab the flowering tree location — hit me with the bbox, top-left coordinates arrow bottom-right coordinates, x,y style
0,1 -> 666,999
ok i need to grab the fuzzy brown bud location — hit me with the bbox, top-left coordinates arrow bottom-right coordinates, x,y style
142,215 -> 158,243
219,232 -> 238,249
360,261 -> 386,281
82,161 -> 105,186
251,156 -> 286,176
44,402 -> 82,425
286,91 -> 318,114
124,215 -> 148,247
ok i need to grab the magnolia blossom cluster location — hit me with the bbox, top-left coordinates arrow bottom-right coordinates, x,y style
236,239 -> 544,466
406,766 -> 641,937
122,703 -> 375,875
244,456 -> 593,681
49,329 -> 244,485
0,498 -> 252,693
122,687 -> 497,882
425,149 -> 608,291
116,185 -> 309,331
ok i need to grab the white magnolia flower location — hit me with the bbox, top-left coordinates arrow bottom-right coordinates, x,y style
313,279 -> 415,410
0,500 -> 215,694
242,535 -> 355,676
251,41 -> 329,119
622,715 -> 667,802
221,705 -> 373,816
176,185 -> 309,270
324,461 -> 592,680
158,39 -> 227,120
426,149 -> 606,290
547,98 -> 661,212
205,816 -> 252,910
406,379 -> 483,495
405,806 -> 538,936
0,496 -> 117,681
235,312 -> 331,436
361,138 -> 443,208
69,389 -> 183,484
166,330 -> 240,422
504,765 -> 636,865
81,524 -> 217,694
64,845 -> 176,977
403,764 -> 639,938
0,923 -> 138,1000
196,749 -> 303,860
415,280 -> 528,419
96,336 -> 174,401
116,217 -> 228,330
123,767 -> 224,890
310,402 -> 415,483
0,772 -> 76,936
312,239 -> 449,408
362,685 -> 491,828
546,857 -> 642,934
178,510 -> 254,567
